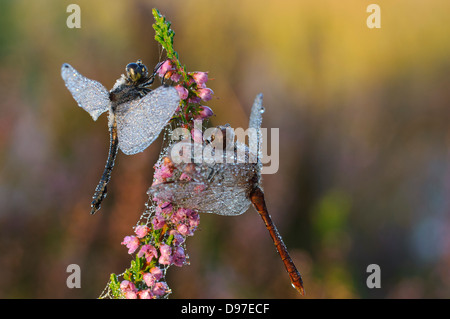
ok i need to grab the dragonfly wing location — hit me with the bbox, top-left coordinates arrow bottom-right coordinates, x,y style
248,94 -> 264,168
149,181 -> 251,216
115,86 -> 180,155
61,63 -> 110,121
249,93 -> 264,131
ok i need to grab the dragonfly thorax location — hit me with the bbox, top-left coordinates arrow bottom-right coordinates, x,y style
109,81 -> 149,107
109,60 -> 155,107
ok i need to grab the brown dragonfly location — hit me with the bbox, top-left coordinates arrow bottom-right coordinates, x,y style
61,60 -> 180,214
149,94 -> 305,295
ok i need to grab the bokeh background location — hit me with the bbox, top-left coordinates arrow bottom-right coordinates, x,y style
0,0 -> 449,298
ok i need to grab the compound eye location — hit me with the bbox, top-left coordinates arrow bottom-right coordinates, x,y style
126,62 -> 141,82
139,63 -> 148,76
126,61 -> 149,83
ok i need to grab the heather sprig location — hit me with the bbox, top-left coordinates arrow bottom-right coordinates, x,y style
106,199 -> 199,299
102,9 -> 212,299
152,9 -> 180,71
152,9 -> 214,127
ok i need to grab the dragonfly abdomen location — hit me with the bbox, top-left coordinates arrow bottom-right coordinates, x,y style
250,186 -> 305,295
90,119 -> 119,214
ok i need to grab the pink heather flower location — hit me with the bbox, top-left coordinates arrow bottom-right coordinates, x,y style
156,202 -> 173,215
169,230 -> 186,246
159,244 -> 172,265
187,210 -> 200,230
176,207 -> 188,218
160,244 -> 172,256
120,280 -> 137,294
121,236 -> 140,254
151,214 -> 166,230
151,195 -> 162,204
175,85 -> 189,100
194,106 -> 214,120
192,72 -> 208,86
153,162 -> 173,183
138,289 -> 153,299
177,223 -> 190,236
186,209 -> 198,219
188,95 -> 201,105
120,280 -> 134,290
137,244 -> 158,263
143,272 -> 156,287
157,60 -> 174,77
198,88 -> 213,101
159,254 -> 172,265
152,195 -> 168,206
125,291 -> 138,299
135,225 -> 150,238
172,246 -> 186,267
170,72 -> 181,82
150,267 -> 163,281
152,281 -> 170,297
155,205 -> 163,215
171,207 -> 187,224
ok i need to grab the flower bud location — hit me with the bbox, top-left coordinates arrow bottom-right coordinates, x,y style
138,289 -> 153,299
198,88 -> 213,101
194,105 -> 213,120
135,225 -> 150,238
152,282 -> 169,297
192,72 -> 208,86
172,246 -> 186,267
157,60 -> 174,77
121,236 -> 140,254
170,72 -> 181,82
143,273 -> 156,287
150,267 -> 163,281
159,244 -> 172,265
175,84 -> 189,100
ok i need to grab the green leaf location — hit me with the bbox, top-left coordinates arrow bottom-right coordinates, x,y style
152,7 -> 177,61
123,269 -> 131,281
166,233 -> 174,246
108,274 -> 123,298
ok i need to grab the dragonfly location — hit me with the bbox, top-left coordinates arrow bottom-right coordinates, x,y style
61,60 -> 180,215
149,94 -> 305,295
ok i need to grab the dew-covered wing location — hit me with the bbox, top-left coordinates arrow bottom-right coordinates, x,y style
248,93 -> 264,170
115,86 -> 180,155
149,160 -> 257,216
249,93 -> 264,131
149,181 -> 251,216
61,63 -> 110,121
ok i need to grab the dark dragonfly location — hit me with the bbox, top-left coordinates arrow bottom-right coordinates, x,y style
61,60 -> 180,214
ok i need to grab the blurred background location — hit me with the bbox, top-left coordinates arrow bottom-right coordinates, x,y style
0,0 -> 449,298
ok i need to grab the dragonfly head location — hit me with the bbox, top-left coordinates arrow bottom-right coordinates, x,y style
205,124 -> 235,150
126,60 -> 149,84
